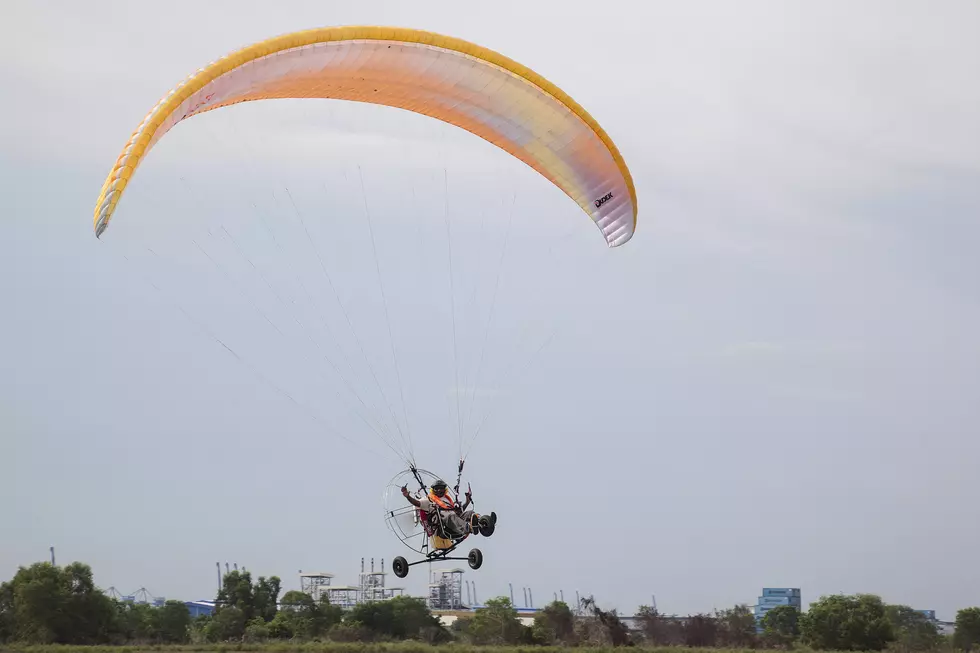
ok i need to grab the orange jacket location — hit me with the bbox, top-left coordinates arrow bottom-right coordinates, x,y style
429,490 -> 455,510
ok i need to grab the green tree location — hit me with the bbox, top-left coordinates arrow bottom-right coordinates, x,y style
315,595 -> 344,636
155,600 -> 191,644
271,590 -> 343,639
206,605 -> 246,642
345,595 -> 447,641
716,603 -> 758,648
467,596 -> 526,645
113,601 -> 157,642
243,617 -> 270,642
275,590 -> 319,638
885,605 -> 939,651
800,594 -> 895,651
252,576 -> 281,623
0,561 -> 117,644
0,580 -> 12,643
216,570 -> 255,621
760,605 -> 800,647
209,570 -> 280,640
188,614 -> 213,644
954,607 -> 980,651
532,600 -> 576,645
266,612 -> 293,640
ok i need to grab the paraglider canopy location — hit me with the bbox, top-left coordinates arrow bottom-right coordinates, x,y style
91,27 -> 639,571
93,26 -> 637,246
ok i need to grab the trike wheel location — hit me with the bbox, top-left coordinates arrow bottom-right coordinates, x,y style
393,556 -> 409,578
479,516 -> 495,537
467,548 -> 483,570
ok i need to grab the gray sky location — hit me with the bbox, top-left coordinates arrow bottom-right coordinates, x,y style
2,0 -> 979,619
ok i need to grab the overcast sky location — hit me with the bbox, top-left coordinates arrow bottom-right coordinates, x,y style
2,0 -> 979,619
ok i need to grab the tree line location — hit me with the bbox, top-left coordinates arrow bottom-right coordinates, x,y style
2,559 -> 980,650
635,598 -> 980,651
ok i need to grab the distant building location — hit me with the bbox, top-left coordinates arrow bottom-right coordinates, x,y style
184,600 -> 216,618
937,621 -> 956,636
435,606 -> 541,628
914,610 -> 956,636
428,568 -> 465,611
754,588 -> 802,626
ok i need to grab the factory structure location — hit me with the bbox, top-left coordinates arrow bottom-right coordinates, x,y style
104,566 -> 956,636
177,557 -> 549,626
297,561 -> 547,626
298,558 -> 405,608
299,559 -> 481,612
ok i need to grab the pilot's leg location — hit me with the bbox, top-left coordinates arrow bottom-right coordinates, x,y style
441,510 -> 468,537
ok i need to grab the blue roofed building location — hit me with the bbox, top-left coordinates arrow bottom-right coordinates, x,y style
184,600 -> 217,618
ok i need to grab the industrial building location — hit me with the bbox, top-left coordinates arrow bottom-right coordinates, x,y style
184,600 -> 217,618
109,568 -> 960,641
753,587 -> 802,625
298,558 -> 405,609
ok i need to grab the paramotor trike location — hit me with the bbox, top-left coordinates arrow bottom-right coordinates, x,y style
383,468 -> 495,578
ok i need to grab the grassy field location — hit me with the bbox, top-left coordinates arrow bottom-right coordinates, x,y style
0,645 -> 816,653
0,645 -> 936,653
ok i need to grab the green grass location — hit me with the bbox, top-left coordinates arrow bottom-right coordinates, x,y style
0,645 -> 944,653
0,645 -> 799,653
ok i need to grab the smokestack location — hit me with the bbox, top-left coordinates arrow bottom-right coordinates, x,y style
529,588 -> 534,608
524,587 -> 528,607
560,590 -> 565,603
473,583 -> 477,604
216,562 -> 221,591
50,547 -> 55,565
509,583 -> 514,604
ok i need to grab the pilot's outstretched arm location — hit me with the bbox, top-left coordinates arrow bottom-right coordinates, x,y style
401,486 -> 422,507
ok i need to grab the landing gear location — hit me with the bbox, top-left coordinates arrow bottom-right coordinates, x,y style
478,514 -> 495,537
392,556 -> 408,578
391,547 -> 484,578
